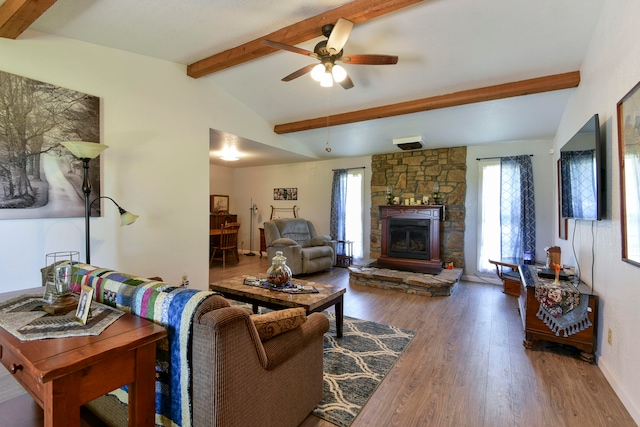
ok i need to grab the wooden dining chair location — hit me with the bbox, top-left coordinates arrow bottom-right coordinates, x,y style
210,223 -> 240,268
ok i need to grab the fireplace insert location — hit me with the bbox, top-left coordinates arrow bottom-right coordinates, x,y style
378,205 -> 442,274
388,218 -> 430,260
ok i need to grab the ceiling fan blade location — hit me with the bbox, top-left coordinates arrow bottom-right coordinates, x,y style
262,40 -> 318,59
339,74 -> 354,90
341,54 -> 398,65
282,64 -> 317,82
327,18 -> 353,55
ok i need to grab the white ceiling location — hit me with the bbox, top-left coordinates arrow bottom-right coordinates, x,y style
27,0 -> 605,167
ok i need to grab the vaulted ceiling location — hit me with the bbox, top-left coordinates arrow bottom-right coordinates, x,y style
0,0 -> 605,167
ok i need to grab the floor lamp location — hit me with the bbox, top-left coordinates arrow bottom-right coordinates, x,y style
245,199 -> 258,256
62,141 -> 139,265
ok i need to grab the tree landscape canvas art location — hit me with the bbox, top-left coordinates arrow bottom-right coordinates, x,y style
0,70 -> 101,220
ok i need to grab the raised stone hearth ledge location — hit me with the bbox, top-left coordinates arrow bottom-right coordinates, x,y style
348,265 -> 463,297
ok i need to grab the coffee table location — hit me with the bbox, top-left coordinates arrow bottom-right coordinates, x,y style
210,276 -> 346,337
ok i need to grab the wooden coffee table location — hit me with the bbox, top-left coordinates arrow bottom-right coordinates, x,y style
209,276 -> 346,337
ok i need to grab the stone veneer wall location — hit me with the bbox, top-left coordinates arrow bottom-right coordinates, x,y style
370,146 -> 467,268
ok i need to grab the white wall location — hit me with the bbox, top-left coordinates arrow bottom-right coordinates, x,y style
553,0 -> 640,422
0,30 -> 295,292
228,156 -> 372,259
464,139 -> 555,280
210,164 -> 236,211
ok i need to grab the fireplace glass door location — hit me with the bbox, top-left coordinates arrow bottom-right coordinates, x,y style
388,219 -> 430,260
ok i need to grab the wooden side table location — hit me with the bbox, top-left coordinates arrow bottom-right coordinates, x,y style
488,257 -> 524,296
335,240 -> 354,267
0,290 -> 167,426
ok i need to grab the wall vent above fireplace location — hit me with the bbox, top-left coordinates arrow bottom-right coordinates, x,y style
393,136 -> 423,150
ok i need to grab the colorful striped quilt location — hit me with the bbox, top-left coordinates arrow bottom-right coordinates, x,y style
71,263 -> 215,427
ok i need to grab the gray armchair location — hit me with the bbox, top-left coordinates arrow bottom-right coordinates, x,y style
263,218 -> 335,275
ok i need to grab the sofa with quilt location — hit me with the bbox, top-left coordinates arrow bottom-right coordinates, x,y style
69,263 -> 330,427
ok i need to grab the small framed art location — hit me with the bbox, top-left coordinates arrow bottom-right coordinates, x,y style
211,195 -> 229,213
75,284 -> 94,325
273,188 -> 298,200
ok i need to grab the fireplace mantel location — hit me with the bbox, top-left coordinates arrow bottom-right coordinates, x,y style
378,205 -> 442,274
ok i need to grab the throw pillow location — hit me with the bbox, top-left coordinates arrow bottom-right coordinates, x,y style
251,307 -> 307,341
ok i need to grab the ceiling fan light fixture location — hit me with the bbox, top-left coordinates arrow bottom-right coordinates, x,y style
311,64 -> 325,82
320,72 -> 334,87
332,64 -> 347,82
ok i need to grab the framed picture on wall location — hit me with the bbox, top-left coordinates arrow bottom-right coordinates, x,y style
273,188 -> 298,200
211,195 -> 229,213
0,70 -> 101,220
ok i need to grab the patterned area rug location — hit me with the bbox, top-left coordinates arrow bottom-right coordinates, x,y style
314,312 -> 415,427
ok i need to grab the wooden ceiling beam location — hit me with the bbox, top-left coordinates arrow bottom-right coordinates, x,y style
0,0 -> 57,39
187,0 -> 424,79
273,71 -> 581,134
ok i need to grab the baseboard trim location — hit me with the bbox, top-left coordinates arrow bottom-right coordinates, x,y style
598,356 -> 640,425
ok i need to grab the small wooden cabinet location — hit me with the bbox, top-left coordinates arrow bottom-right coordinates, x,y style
488,257 -> 523,296
210,213 -> 237,230
518,265 -> 598,363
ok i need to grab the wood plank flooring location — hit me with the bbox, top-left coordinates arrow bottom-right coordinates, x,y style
0,258 -> 635,426
212,256 -> 635,427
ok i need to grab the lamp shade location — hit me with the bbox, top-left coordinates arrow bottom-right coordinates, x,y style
320,72 -> 334,87
62,141 -> 109,159
119,210 -> 139,226
332,65 -> 347,82
311,64 -> 325,82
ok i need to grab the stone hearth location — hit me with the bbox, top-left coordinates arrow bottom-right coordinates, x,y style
348,265 -> 463,297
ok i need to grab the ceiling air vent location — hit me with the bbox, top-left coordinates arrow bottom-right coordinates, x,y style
393,136 -> 423,150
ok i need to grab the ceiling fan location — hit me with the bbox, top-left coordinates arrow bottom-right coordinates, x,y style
262,18 -> 398,89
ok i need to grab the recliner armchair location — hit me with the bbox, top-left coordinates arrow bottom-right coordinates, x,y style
263,218 -> 335,275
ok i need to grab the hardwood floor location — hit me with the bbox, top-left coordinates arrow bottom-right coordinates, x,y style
0,258 -> 634,426
212,255 -> 636,427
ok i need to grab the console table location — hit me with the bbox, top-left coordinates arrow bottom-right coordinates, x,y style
0,288 -> 167,426
518,265 -> 598,363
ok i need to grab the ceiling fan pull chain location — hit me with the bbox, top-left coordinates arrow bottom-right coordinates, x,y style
326,91 -> 332,152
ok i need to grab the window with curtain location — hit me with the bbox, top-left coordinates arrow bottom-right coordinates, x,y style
330,168 -> 364,260
477,155 -> 536,273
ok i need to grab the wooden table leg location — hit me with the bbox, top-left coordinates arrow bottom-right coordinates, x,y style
45,374 -> 81,426
335,295 -> 344,338
128,343 -> 158,426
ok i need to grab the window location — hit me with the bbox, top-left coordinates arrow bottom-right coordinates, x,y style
478,160 -> 500,273
477,156 -> 536,274
330,168 -> 365,260
345,169 -> 364,259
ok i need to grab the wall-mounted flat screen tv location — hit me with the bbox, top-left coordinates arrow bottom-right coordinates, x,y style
560,114 -> 603,220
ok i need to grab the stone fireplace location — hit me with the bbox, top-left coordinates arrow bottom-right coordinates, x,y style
370,147 -> 467,269
378,205 -> 442,274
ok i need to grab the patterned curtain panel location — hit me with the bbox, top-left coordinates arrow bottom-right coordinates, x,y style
560,150 -> 596,219
330,169 -> 348,241
500,155 -> 536,259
